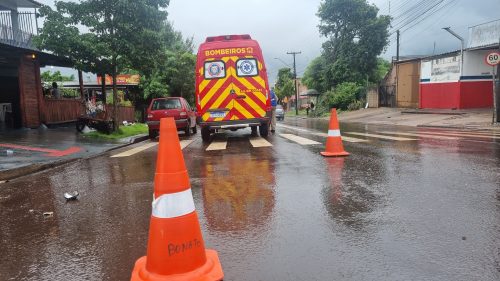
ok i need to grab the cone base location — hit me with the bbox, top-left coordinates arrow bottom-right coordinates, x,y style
130,249 -> 223,281
321,151 -> 350,157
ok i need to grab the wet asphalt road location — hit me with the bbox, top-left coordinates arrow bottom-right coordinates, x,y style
0,119 -> 499,281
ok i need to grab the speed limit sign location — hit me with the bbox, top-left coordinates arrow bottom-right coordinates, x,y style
485,52 -> 500,66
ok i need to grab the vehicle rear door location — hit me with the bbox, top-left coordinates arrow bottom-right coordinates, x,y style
199,59 -> 233,122
231,57 -> 267,121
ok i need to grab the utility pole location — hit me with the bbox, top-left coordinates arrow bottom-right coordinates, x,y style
287,51 -> 301,115
497,37 -> 500,123
396,30 -> 400,61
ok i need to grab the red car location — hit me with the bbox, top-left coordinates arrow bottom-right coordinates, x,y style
146,97 -> 197,139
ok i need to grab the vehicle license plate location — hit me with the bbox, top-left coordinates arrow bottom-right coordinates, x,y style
210,111 -> 226,118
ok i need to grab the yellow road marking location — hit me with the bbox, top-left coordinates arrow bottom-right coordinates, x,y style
206,140 -> 227,151
111,142 -> 157,158
345,132 -> 417,141
378,131 -> 459,140
249,137 -> 273,147
280,134 -> 321,145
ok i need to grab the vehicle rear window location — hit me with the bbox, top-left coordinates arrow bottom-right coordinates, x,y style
236,58 -> 258,77
204,60 -> 226,79
152,99 -> 181,110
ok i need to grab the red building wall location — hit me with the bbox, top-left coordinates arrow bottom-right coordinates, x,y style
420,80 -> 493,109
459,80 -> 493,108
420,82 -> 461,109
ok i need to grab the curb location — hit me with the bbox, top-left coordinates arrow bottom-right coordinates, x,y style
0,134 -> 150,182
416,124 -> 500,131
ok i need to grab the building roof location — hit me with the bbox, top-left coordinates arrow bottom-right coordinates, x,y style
0,0 -> 42,10
468,19 -> 500,49
0,42 -> 73,67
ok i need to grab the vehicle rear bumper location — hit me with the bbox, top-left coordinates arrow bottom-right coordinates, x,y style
198,117 -> 270,130
147,119 -> 188,130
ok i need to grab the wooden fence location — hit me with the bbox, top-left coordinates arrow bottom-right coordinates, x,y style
42,99 -> 85,124
42,99 -> 135,125
105,105 -> 135,124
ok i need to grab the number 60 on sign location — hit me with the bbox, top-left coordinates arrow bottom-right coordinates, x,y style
485,52 -> 500,66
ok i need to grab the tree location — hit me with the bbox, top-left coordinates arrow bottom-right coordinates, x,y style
139,22 -> 196,105
41,70 -> 75,82
302,56 -> 327,93
274,68 -> 295,101
35,0 -> 169,131
316,0 -> 391,87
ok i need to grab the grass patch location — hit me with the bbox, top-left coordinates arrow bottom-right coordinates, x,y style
84,123 -> 148,140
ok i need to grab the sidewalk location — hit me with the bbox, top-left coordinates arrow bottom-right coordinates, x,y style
0,126 -> 148,180
335,108 -> 500,131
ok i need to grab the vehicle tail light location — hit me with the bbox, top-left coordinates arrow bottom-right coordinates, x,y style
180,111 -> 187,117
147,113 -> 153,119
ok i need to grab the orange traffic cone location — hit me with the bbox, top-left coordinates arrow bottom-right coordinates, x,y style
130,117 -> 224,281
321,108 -> 349,157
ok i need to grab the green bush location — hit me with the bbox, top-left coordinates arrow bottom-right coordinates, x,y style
347,99 -> 365,111
326,82 -> 363,110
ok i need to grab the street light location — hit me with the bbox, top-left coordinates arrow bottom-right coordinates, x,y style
443,27 -> 465,77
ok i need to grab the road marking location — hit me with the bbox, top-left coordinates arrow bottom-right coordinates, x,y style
418,131 -> 500,140
111,142 -> 158,158
180,139 -> 195,149
280,134 -> 321,145
345,132 -> 418,141
206,140 -> 227,151
277,124 -> 367,143
378,131 -> 459,140
0,143 -> 81,157
249,137 -> 273,147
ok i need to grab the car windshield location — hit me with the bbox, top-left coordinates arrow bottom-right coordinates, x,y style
152,99 -> 181,110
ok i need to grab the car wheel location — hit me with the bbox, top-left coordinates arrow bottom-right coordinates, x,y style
251,126 -> 257,136
201,127 -> 211,142
259,123 -> 269,137
185,122 -> 191,136
149,129 -> 158,139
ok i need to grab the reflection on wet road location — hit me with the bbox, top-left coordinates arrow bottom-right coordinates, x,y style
1,121 -> 499,281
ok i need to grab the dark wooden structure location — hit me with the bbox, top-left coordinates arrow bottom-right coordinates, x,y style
0,0 -> 135,129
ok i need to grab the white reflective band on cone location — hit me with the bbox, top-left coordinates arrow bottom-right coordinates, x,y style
152,189 -> 195,219
328,129 -> 341,137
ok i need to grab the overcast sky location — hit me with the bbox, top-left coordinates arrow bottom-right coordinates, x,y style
38,0 -> 500,83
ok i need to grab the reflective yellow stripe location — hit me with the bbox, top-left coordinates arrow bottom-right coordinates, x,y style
233,101 -> 253,119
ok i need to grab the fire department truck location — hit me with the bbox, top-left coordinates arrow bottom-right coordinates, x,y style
195,34 -> 272,142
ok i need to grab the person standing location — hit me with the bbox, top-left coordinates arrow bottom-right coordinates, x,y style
270,89 -> 277,133
52,82 -> 61,99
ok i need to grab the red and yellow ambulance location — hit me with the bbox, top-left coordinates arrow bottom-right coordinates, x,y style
195,34 -> 271,142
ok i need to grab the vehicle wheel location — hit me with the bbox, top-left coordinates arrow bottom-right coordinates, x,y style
76,120 -> 86,132
149,129 -> 157,139
185,121 -> 191,136
192,124 -> 197,134
251,126 -> 257,136
201,127 -> 211,142
259,123 -> 269,137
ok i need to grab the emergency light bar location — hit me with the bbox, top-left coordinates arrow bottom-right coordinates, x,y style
206,34 -> 252,42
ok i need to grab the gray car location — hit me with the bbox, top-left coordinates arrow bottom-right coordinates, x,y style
275,105 -> 285,121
